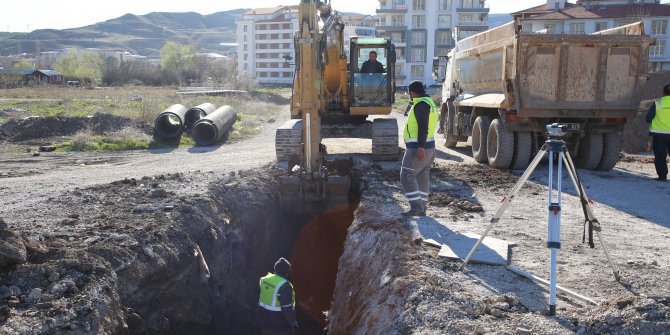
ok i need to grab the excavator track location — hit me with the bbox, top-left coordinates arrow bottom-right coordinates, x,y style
275,119 -> 303,162
371,118 -> 399,161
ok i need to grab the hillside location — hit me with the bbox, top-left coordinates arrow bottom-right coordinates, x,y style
0,9 -> 246,58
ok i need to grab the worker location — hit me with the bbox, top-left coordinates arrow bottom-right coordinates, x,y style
257,257 -> 298,335
646,84 -> 670,181
401,80 -> 439,216
360,51 -> 385,73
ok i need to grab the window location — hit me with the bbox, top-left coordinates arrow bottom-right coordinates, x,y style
569,23 -> 585,34
244,54 -> 248,60
244,45 -> 247,51
412,15 -> 425,29
544,24 -> 556,34
413,0 -> 425,10
391,32 -> 404,43
439,0 -> 452,10
412,48 -> 425,62
651,39 -> 666,58
411,65 -> 424,78
436,47 -> 449,57
244,25 -> 248,32
395,64 -> 403,74
411,31 -> 426,45
244,35 -> 247,42
595,22 -> 608,32
243,63 -> 248,70
438,15 -> 452,29
652,20 -> 667,35
554,3 -> 560,9
396,47 -> 405,60
436,31 -> 452,45
391,15 -> 405,26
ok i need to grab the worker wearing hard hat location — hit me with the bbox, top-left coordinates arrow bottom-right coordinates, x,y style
257,257 -> 298,335
401,80 -> 439,216
647,84 -> 670,181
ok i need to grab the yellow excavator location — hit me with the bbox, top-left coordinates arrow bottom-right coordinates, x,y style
276,0 -> 397,214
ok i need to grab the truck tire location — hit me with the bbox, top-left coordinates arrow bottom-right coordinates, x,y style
472,115 -> 492,163
576,133 -> 603,170
511,131 -> 532,170
444,104 -> 458,148
597,132 -> 622,171
487,118 -> 514,169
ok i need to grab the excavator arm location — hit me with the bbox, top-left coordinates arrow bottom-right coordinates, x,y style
278,0 -> 350,215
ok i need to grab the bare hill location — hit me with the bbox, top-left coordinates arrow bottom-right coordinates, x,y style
0,9 -> 246,58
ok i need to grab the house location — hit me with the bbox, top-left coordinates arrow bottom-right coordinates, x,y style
0,69 -> 64,85
513,0 -> 670,71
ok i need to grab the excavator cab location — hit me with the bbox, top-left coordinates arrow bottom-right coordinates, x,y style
349,37 -> 396,113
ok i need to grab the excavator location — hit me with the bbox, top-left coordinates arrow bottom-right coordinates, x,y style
276,0 -> 397,214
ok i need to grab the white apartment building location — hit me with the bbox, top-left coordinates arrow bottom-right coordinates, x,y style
513,0 -> 670,71
376,0 -> 489,86
236,6 -> 298,84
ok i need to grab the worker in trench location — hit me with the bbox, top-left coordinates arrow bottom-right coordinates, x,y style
647,83 -> 670,181
257,257 -> 299,335
401,80 -> 439,216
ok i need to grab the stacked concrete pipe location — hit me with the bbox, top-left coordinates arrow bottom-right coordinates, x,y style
185,102 -> 217,134
154,104 -> 188,138
192,105 -> 237,146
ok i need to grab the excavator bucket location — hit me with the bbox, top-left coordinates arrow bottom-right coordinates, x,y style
278,175 -> 350,215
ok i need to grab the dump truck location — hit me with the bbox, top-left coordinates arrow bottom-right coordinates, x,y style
433,21 -> 652,170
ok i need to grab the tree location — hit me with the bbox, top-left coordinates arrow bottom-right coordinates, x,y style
160,42 -> 196,85
12,60 -> 33,70
53,49 -> 103,86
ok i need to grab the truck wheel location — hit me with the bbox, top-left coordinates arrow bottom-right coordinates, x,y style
576,133 -> 603,170
511,131 -> 532,170
597,132 -> 622,171
444,105 -> 458,148
487,118 -> 514,169
472,115 -> 492,163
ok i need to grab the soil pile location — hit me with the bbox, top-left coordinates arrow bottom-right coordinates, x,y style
0,113 -> 150,142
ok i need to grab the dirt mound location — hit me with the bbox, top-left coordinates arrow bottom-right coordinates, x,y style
249,91 -> 290,105
580,296 -> 670,334
0,113 -> 150,142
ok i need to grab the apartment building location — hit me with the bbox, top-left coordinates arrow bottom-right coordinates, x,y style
376,0 -> 489,86
236,6 -> 298,85
513,0 -> 670,71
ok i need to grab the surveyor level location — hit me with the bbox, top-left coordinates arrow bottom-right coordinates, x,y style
459,128 -> 620,315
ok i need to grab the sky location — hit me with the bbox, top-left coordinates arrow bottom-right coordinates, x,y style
2,0 -> 547,32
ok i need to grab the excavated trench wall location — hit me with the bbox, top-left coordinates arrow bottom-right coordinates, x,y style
115,171 -> 360,334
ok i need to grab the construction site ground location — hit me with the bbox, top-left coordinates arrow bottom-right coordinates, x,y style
0,93 -> 669,334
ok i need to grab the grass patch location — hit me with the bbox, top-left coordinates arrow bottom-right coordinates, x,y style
58,128 -> 152,152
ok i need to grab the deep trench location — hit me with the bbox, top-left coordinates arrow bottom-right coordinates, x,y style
159,174 -> 362,335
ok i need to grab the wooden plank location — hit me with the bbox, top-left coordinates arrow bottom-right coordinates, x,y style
437,232 -> 510,265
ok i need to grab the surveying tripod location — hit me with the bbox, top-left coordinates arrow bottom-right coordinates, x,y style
459,124 -> 620,316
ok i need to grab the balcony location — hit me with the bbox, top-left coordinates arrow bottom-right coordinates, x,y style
376,4 -> 408,13
437,22 -> 452,29
457,20 -> 488,29
377,22 -> 407,30
456,6 -> 490,13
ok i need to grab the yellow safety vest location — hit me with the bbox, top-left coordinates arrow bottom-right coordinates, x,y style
403,96 -> 439,146
652,96 -> 670,134
258,273 -> 295,312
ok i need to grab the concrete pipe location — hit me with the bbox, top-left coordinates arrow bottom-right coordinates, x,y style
154,104 -> 188,139
185,102 -> 217,133
192,105 -> 237,146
